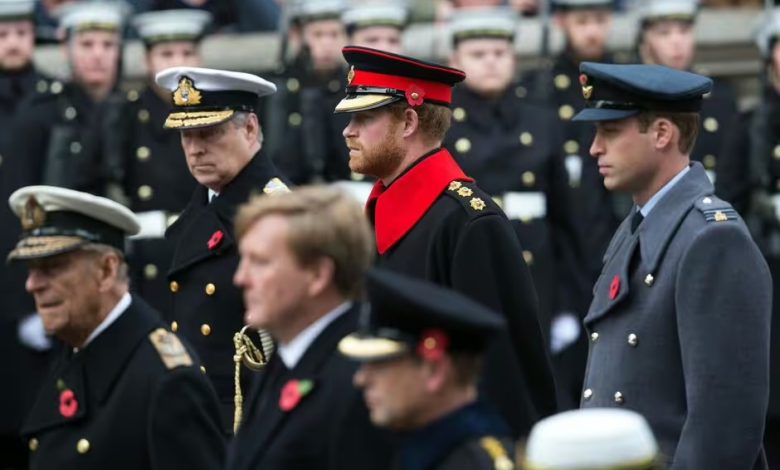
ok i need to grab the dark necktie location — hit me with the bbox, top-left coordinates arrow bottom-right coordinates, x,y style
631,210 -> 644,234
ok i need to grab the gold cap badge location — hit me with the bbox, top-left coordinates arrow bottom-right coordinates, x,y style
173,77 -> 202,107
21,197 -> 45,231
580,73 -> 593,100
347,66 -> 355,85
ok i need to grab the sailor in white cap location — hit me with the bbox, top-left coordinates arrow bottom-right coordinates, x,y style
524,409 -> 660,470
342,2 -> 408,55
9,185 -> 225,469
119,9 -> 212,314
154,65 -> 290,431
636,0 -> 742,191
6,0 -> 127,196
262,0 -> 351,186
749,7 -> 780,465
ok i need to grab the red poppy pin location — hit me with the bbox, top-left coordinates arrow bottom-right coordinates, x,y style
279,379 -> 314,412
417,329 -> 449,362
59,389 -> 78,418
609,275 -> 620,300
405,84 -> 425,107
207,230 -> 224,251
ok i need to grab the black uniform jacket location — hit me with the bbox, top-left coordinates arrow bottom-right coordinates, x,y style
582,163 -> 771,469
166,151 -> 289,427
395,402 -> 514,470
120,85 -> 196,315
226,304 -> 393,470
21,295 -> 225,469
0,67 -> 54,436
368,148 -> 557,437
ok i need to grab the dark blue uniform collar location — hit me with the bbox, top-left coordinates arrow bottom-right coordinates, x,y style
398,401 -> 510,470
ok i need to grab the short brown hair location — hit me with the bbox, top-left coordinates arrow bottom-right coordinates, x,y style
235,185 -> 374,299
386,102 -> 453,145
637,112 -> 700,154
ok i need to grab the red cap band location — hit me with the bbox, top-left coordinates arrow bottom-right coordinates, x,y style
349,69 -> 453,105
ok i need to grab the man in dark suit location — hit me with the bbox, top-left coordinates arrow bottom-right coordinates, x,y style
575,62 -> 771,469
155,66 -> 291,430
335,46 -> 556,437
227,185 -> 391,470
120,9 -> 212,314
340,268 -> 516,470
8,185 -> 225,469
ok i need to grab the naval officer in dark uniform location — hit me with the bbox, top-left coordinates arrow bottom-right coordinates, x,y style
335,46 -> 556,437
7,1 -> 126,196
574,62 -> 771,469
120,9 -> 212,314
9,185 -> 225,469
340,268 -> 516,470
636,0 -> 743,196
0,1 -> 55,466
444,9 -> 585,409
155,66 -> 291,431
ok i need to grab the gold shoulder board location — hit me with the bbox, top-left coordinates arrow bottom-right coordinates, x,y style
149,328 -> 193,370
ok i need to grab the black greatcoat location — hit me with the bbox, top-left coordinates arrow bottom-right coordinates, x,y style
226,304 -> 393,470
21,296 -> 225,469
165,151 -> 290,429
368,148 -> 557,437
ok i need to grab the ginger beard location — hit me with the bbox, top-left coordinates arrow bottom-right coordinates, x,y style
346,114 -> 406,180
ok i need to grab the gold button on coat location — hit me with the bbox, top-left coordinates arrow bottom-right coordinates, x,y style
70,141 -> 82,154
205,283 -> 216,296
169,281 -> 179,293
77,438 -> 90,454
144,264 -> 158,280
288,112 -> 302,127
201,324 -> 211,336
453,107 -> 466,122
704,117 -> 718,133
590,332 -> 599,342
286,78 -> 300,93
136,146 -> 151,161
138,185 -> 153,201
455,138 -> 471,153
519,132 -> 534,146
138,109 -> 150,123
522,250 -> 534,266
522,171 -> 536,187
703,154 -> 716,169
171,321 -> 178,332
29,438 -> 39,451
554,74 -> 571,90
627,333 -> 639,347
559,105 -> 574,120
64,106 -> 77,120
564,140 -> 579,155
614,391 -> 625,404
200,365 -> 207,374
583,388 -> 593,400
774,145 -> 780,160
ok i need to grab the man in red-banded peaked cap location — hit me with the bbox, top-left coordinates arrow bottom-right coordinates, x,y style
336,46 -> 557,439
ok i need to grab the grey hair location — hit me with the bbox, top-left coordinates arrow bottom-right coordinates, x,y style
231,111 -> 264,146
80,243 -> 130,284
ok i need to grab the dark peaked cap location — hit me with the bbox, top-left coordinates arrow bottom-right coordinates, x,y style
338,268 -> 505,362
335,46 -> 465,113
573,62 -> 713,122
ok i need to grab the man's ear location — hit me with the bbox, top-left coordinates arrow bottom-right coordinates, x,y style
403,107 -> 420,138
652,118 -> 675,151
245,113 -> 260,143
307,256 -> 336,298
422,357 -> 453,394
96,252 -> 121,292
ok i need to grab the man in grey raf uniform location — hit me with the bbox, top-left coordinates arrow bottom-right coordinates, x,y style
156,66 -> 291,431
575,62 -> 771,469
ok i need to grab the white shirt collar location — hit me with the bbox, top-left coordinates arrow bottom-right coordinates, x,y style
208,189 -> 219,203
79,292 -> 132,351
638,165 -> 690,218
277,301 -> 352,369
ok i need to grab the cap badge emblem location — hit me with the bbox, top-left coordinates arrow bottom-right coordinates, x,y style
21,196 -> 45,231
347,66 -> 355,85
580,74 -> 593,100
405,84 -> 425,107
173,77 -> 202,107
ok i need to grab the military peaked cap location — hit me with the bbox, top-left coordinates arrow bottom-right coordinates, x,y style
572,62 -> 712,122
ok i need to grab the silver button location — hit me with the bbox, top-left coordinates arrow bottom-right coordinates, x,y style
614,391 -> 625,404
70,142 -> 82,154
583,388 -> 593,400
627,333 -> 638,347
644,274 -> 654,286
590,332 -> 599,342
